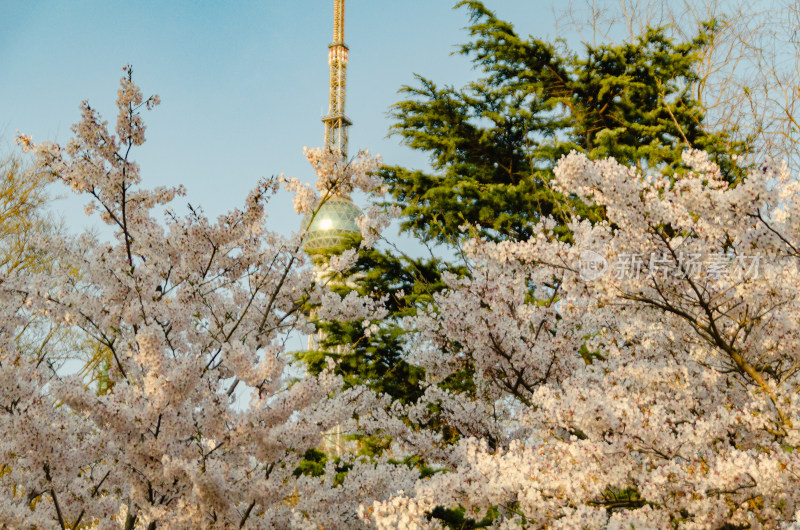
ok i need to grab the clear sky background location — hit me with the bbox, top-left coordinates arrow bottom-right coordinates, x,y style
1,0 -> 568,238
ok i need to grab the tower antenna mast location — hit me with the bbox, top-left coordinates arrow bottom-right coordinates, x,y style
323,0 -> 352,160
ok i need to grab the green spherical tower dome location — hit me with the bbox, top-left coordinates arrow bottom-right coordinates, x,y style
301,196 -> 362,254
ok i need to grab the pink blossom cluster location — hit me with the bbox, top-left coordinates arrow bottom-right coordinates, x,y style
364,150 -> 800,528
304,147 -> 383,197
5,73 -> 399,528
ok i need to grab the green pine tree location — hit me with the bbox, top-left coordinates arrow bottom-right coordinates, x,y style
382,1 -> 746,244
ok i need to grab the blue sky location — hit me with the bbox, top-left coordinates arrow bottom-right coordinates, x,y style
1,1 -> 563,237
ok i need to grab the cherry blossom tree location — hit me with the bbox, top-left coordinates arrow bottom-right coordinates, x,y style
4,68 -> 411,529
364,151 -> 800,528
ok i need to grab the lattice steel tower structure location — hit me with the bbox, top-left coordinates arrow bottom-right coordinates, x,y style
323,0 -> 352,159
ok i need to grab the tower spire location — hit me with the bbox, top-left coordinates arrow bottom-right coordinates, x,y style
323,0 -> 351,160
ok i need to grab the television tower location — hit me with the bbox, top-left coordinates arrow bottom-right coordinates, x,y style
301,0 -> 361,254
323,0 -> 352,159
302,0 -> 362,457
